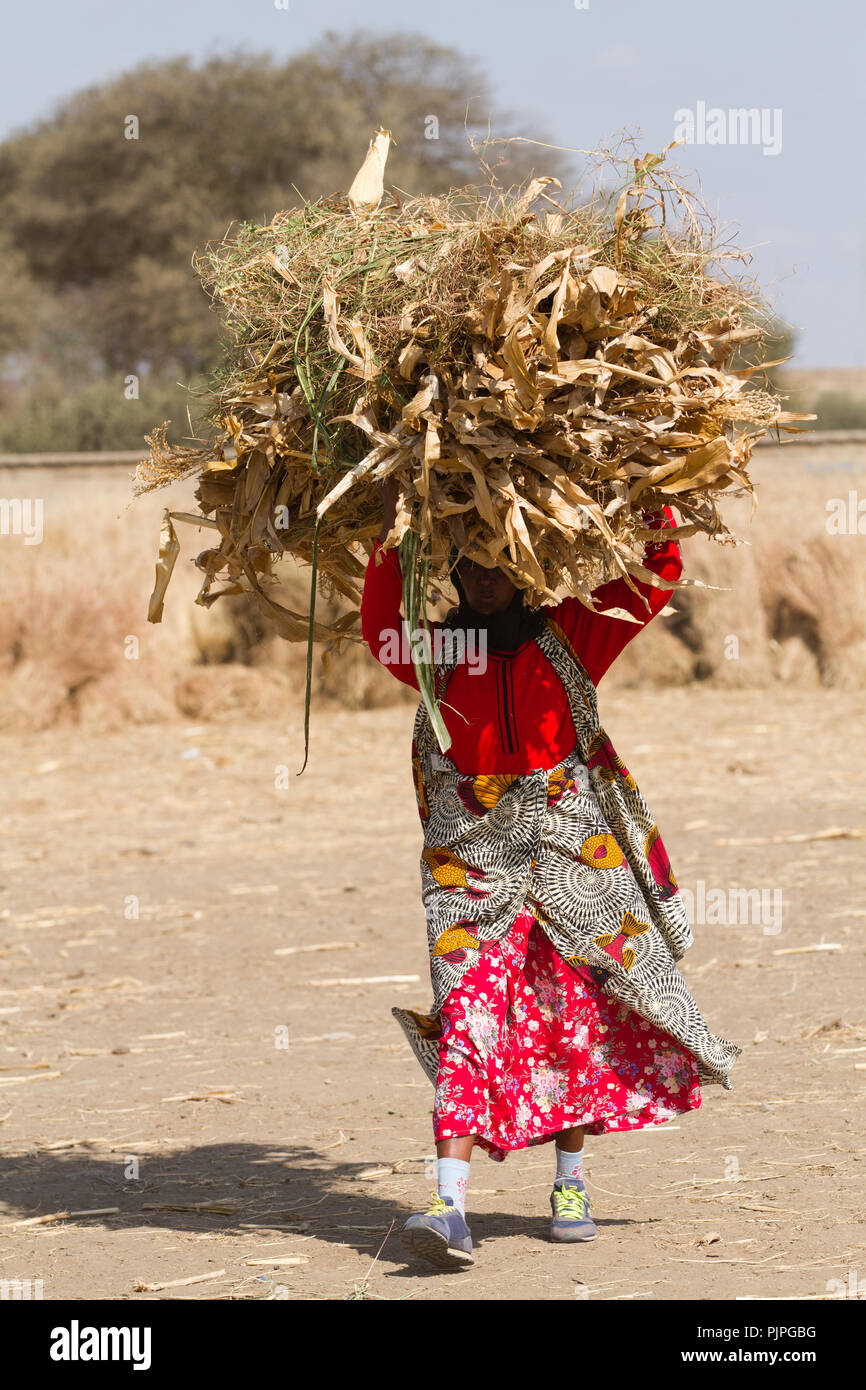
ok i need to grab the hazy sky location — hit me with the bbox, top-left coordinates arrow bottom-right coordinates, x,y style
3,0 -> 863,366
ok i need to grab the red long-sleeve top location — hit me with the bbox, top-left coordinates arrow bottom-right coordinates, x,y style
361,506 -> 682,775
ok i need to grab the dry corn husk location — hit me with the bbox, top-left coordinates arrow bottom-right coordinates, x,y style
133,133 -> 811,753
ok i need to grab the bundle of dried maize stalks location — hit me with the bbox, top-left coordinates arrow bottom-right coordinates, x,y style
134,130 -> 810,753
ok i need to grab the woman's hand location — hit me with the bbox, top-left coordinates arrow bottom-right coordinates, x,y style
376,474 -> 401,543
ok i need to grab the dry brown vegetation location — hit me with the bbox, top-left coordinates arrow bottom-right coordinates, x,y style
1,441 -> 864,734
135,142 -> 799,683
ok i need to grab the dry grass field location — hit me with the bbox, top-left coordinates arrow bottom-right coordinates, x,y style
2,439 -> 866,730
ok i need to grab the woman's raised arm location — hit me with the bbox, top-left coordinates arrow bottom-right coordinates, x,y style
549,504 -> 683,685
360,478 -> 421,690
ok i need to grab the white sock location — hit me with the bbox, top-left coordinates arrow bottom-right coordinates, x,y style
437,1157 -> 470,1215
555,1143 -> 584,1183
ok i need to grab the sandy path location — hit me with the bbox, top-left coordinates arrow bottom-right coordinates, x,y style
1,686 -> 864,1301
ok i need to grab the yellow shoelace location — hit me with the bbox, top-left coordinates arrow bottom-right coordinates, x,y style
553,1185 -> 590,1220
423,1191 -> 451,1217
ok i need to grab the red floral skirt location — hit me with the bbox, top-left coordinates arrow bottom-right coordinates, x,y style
433,906 -> 702,1161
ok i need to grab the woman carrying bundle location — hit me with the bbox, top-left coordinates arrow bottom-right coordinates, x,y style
361,477 -> 740,1270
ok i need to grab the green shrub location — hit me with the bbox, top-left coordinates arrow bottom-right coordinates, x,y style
0,377 -> 213,453
813,390 -> 866,431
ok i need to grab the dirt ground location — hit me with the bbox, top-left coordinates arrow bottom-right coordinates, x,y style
1,685 -> 864,1302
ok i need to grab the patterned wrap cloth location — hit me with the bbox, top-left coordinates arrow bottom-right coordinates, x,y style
432,904 -> 703,1160
392,611 -> 743,1095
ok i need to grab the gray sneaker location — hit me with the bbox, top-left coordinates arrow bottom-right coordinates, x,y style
400,1192 -> 475,1269
549,1178 -> 598,1242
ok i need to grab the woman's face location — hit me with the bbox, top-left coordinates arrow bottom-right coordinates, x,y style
456,558 -> 518,614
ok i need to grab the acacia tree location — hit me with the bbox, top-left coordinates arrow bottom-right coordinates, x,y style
0,30 -> 565,381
